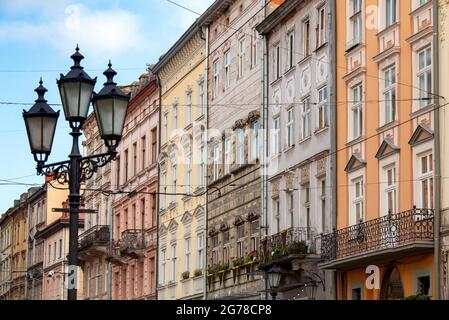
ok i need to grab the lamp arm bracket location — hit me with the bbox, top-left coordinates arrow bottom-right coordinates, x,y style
79,151 -> 117,182
37,161 -> 71,184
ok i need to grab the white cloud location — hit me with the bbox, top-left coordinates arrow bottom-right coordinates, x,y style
0,3 -> 147,61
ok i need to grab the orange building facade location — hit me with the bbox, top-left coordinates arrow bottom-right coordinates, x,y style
321,0 -> 436,300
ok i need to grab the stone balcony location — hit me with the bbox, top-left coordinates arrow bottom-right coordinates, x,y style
259,227 -> 321,270
320,207 -> 434,270
107,228 -> 156,264
78,225 -> 110,262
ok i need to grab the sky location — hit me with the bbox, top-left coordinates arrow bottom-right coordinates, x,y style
0,0 -> 214,213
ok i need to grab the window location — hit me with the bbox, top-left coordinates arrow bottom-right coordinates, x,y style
160,248 -> 166,284
151,194 -> 157,227
223,231 -> 230,264
53,241 -> 56,261
417,275 -> 431,296
185,238 -> 190,272
252,29 -> 259,67
86,266 -> 91,297
141,136 -> 146,171
213,60 -> 220,99
288,31 -> 295,69
238,37 -> 246,78
352,84 -> 363,139
186,152 -> 192,194
170,243 -> 176,282
286,107 -> 295,147
162,113 -> 168,145
418,47 -> 432,108
116,156 -> 121,187
303,184 -> 311,240
200,145 -> 206,187
236,225 -> 245,257
320,179 -> 327,233
385,166 -> 397,214
225,50 -> 231,89
237,130 -> 245,165
150,258 -> 155,293
274,44 -> 281,80
385,0 -> 397,27
384,66 -> 396,124
199,81 -> 205,116
301,97 -> 312,139
124,149 -> 129,182
133,142 -> 137,177
224,137 -> 232,175
303,18 -> 311,57
353,178 -> 364,223
351,0 -> 362,45
420,153 -> 434,208
171,164 -> 177,204
185,91 -> 192,127
59,239 -> 62,259
151,128 -> 157,164
197,233 -> 204,269
287,192 -> 294,228
273,116 -> 281,155
213,144 -> 221,181
352,288 -> 362,300
173,104 -> 178,130
317,5 -> 326,47
95,264 -> 101,296
211,234 -> 219,265
160,169 -> 167,210
274,198 -> 280,233
250,220 -> 259,253
250,120 -> 260,162
318,86 -> 328,129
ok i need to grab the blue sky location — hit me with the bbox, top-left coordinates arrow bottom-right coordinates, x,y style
0,0 -> 213,212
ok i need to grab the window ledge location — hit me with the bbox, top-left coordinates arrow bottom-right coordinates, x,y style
283,145 -> 295,153
284,66 -> 296,77
298,55 -> 312,66
270,77 -> 282,87
376,120 -> 399,133
314,126 -> 329,135
298,136 -> 312,144
410,104 -> 435,118
346,135 -> 365,147
314,42 -> 328,53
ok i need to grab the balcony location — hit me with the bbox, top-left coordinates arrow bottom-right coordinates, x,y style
107,228 -> 156,265
259,227 -> 320,269
320,208 -> 434,270
78,225 -> 110,262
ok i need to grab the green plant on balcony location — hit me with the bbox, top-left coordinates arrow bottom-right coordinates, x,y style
193,269 -> 203,277
245,250 -> 259,264
285,241 -> 308,256
207,264 -> 220,276
232,257 -> 245,268
403,294 -> 430,300
271,243 -> 283,260
181,271 -> 190,280
218,263 -> 229,272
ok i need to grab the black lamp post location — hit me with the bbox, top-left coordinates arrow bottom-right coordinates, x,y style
267,265 -> 282,300
23,46 -> 130,300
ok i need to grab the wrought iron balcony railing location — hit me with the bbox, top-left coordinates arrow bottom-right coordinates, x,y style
78,225 -> 110,252
321,208 -> 434,262
118,228 -> 156,256
260,227 -> 317,266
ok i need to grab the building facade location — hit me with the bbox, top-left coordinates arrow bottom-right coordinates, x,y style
0,210 -> 12,300
79,113 -> 113,300
321,0 -> 436,300
198,0 -> 264,300
10,193 -> 29,300
256,0 -> 335,300
109,72 -> 159,300
153,22 -> 207,300
26,186 -> 47,300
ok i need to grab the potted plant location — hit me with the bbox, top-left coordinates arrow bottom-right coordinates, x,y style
232,257 -> 245,268
245,251 -> 259,264
218,263 -> 229,272
193,269 -> 203,277
207,264 -> 219,276
181,271 -> 190,280
285,241 -> 308,255
271,243 -> 283,260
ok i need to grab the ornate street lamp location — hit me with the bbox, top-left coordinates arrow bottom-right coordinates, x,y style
23,46 -> 130,300
267,265 -> 282,300
57,45 -> 96,128
92,61 -> 129,152
23,79 -> 60,165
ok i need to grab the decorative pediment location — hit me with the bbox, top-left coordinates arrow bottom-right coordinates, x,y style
168,219 -> 178,232
193,205 -> 205,219
232,119 -> 246,131
234,216 -> 245,226
344,154 -> 366,173
408,124 -> 434,147
246,212 -> 259,222
181,211 -> 193,225
159,224 -> 168,237
219,222 -> 229,232
375,139 -> 400,160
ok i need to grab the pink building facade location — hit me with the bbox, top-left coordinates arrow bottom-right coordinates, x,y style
109,72 -> 159,300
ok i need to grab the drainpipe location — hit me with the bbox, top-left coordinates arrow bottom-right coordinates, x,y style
433,0 -> 441,300
329,0 -> 338,301
202,25 -> 210,301
108,201 -> 113,300
261,0 -> 269,302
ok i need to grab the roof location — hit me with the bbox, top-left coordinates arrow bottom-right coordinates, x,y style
197,0 -> 235,27
256,0 -> 304,34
